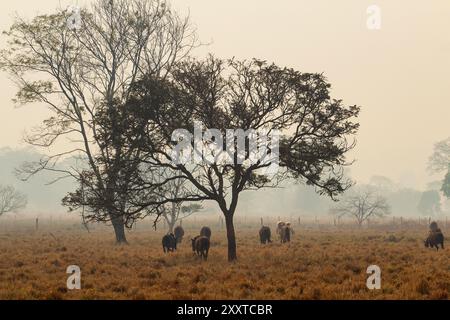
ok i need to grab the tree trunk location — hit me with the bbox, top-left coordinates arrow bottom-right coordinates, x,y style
111,214 -> 128,244
225,214 -> 237,262
168,220 -> 175,233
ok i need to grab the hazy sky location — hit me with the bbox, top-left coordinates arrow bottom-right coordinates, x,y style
0,0 -> 449,190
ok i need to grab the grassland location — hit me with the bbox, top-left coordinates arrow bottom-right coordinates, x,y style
0,220 -> 448,300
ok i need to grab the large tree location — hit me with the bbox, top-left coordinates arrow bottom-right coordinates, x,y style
369,175 -> 396,192
122,56 -> 360,261
0,0 -> 197,243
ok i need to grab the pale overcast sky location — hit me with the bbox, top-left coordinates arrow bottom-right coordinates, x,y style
0,0 -> 449,189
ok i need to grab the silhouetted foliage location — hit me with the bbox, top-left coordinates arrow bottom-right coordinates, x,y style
0,0 -> 198,243
122,56 -> 360,261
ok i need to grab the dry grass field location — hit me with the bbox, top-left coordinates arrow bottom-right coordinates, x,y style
0,219 -> 448,300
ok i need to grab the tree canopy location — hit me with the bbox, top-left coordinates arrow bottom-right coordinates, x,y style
119,56 -> 360,260
0,0 -> 198,243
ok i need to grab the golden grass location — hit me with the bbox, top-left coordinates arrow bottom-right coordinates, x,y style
0,224 -> 448,300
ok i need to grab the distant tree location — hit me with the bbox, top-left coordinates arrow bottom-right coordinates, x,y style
417,190 -> 441,216
155,171 -> 203,232
331,186 -> 390,225
123,56 -> 361,261
369,175 -> 396,192
443,171 -> 450,198
428,138 -> 450,198
0,0 -> 198,243
293,183 -> 333,215
0,185 -> 27,216
426,180 -> 444,191
161,203 -> 203,232
386,188 -> 421,217
428,138 -> 450,173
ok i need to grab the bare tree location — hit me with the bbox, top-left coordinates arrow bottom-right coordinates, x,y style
0,0 -> 198,243
154,169 -> 203,232
331,186 -> 390,226
161,201 -> 203,233
122,56 -> 360,261
0,185 -> 27,216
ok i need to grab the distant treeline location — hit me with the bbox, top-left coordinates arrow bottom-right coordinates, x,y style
0,147 -> 448,218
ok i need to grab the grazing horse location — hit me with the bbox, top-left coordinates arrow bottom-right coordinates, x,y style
192,236 -> 210,260
162,233 -> 177,253
425,229 -> 445,251
276,221 -> 286,239
429,221 -> 439,232
174,226 -> 185,244
259,226 -> 272,244
280,226 -> 291,243
200,226 -> 212,239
